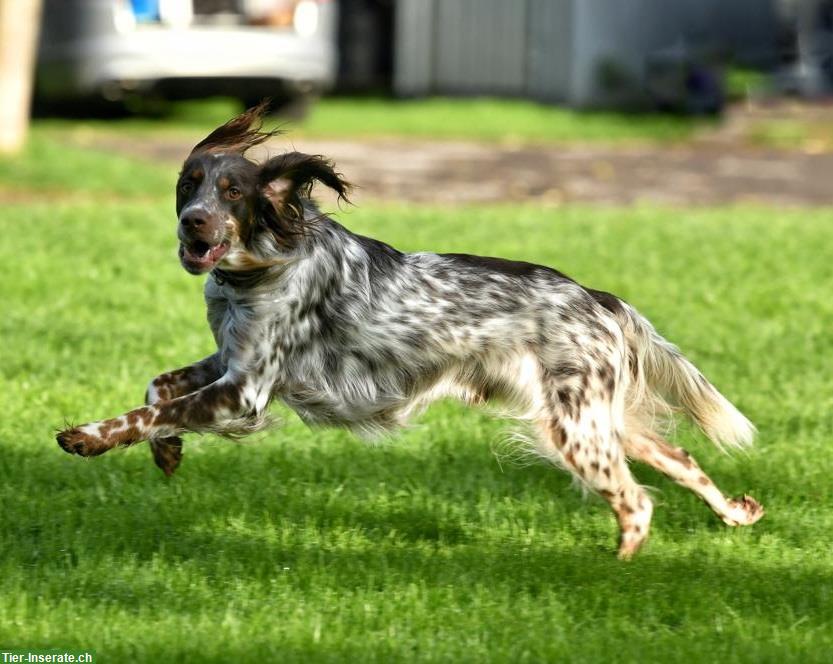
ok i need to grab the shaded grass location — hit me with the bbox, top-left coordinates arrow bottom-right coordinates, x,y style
1,140 -> 832,661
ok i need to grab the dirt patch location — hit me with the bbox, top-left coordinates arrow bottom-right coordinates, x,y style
66,104 -> 833,207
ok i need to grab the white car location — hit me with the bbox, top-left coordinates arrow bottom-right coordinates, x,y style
36,0 -> 338,110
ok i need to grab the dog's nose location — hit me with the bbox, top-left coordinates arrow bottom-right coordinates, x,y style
180,214 -> 207,230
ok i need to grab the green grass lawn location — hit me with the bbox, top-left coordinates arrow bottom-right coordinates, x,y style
1,132 -> 832,662
36,95 -> 707,145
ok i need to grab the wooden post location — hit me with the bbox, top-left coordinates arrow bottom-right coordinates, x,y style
0,0 -> 43,154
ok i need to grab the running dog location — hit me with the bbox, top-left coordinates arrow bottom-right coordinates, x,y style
57,103 -> 764,557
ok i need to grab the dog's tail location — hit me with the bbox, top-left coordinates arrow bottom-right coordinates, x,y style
617,301 -> 755,450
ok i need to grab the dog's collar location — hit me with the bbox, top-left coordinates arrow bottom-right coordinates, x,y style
211,267 -> 272,289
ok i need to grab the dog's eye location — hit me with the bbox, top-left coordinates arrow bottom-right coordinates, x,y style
227,186 -> 242,201
179,181 -> 193,195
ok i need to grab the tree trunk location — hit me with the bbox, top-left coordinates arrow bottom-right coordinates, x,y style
0,0 -> 43,154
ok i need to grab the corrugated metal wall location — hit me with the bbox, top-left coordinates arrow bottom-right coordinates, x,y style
526,0 -> 572,102
434,0 -> 528,95
394,0 -> 573,99
393,0 -> 434,95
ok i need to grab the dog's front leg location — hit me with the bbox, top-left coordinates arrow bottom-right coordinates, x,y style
144,353 -> 224,476
57,374 -> 260,458
145,353 -> 224,403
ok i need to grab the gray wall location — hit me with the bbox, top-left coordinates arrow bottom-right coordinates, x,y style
394,0 -> 779,107
570,0 -> 780,106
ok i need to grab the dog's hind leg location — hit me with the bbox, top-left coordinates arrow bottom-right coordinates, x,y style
145,353 -> 224,476
624,431 -> 764,526
537,371 -> 653,559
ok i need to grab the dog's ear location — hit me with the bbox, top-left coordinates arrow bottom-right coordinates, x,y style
259,152 -> 352,219
189,99 -> 281,156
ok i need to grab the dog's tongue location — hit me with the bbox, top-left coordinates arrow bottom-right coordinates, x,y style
209,243 -> 229,261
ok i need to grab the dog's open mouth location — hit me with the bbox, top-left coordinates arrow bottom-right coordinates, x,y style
179,240 -> 230,273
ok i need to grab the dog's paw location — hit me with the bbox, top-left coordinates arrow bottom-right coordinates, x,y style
56,426 -> 110,457
150,436 -> 183,477
722,494 -> 765,527
617,534 -> 648,561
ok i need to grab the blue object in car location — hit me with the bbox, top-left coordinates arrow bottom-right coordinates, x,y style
130,0 -> 159,22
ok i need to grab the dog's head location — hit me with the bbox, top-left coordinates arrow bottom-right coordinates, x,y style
176,101 -> 351,275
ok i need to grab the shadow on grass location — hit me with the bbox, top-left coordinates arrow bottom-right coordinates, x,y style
2,435 -> 824,628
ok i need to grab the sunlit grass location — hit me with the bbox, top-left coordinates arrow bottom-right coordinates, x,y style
34,95 -> 708,145
745,117 -> 833,152
297,97 -> 706,143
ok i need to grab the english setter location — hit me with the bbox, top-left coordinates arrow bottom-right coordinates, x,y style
57,104 -> 764,557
